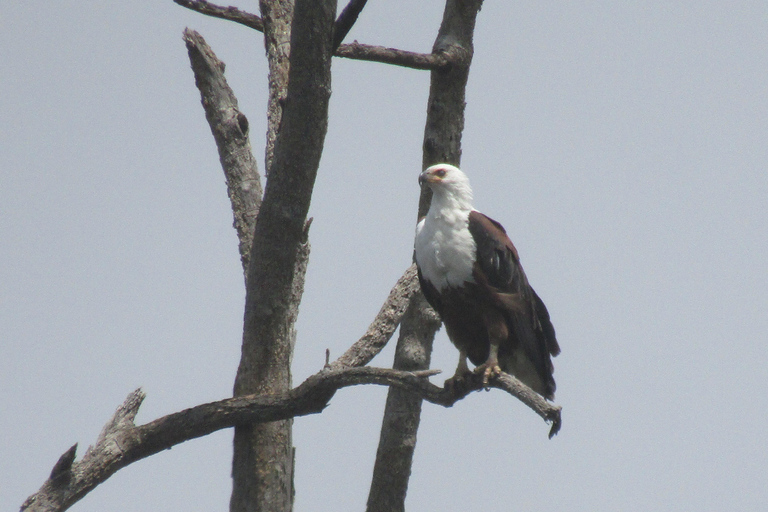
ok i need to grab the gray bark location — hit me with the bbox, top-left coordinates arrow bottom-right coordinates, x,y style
365,293 -> 441,512
259,0 -> 293,177
174,0 -> 264,31
335,42 -> 451,70
230,1 -> 336,511
229,2 -> 296,510
184,29 -> 262,274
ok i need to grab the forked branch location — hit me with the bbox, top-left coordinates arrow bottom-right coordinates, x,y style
21,365 -> 560,512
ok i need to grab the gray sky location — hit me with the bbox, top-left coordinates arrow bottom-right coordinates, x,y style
3,1 -> 767,510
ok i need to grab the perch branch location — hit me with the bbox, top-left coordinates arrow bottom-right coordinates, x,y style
22,365 -> 559,512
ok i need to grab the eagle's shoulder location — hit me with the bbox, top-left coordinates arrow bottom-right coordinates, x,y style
467,210 -> 523,290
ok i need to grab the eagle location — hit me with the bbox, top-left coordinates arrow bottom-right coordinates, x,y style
414,164 -> 560,399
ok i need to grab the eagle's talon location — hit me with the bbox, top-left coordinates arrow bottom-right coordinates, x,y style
475,363 -> 501,389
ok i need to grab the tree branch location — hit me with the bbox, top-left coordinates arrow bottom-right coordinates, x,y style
172,0 -> 454,71
184,29 -> 262,274
174,0 -> 264,31
21,366 -> 560,512
335,42 -> 450,70
366,292 -> 441,512
259,0 -> 293,177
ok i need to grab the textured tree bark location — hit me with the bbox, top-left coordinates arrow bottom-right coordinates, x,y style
335,42 -> 451,70
174,0 -> 264,30
259,0 -> 293,177
366,1 -> 484,511
230,3 -> 296,511
230,0 -> 336,511
366,294 -> 441,512
184,29 -> 262,274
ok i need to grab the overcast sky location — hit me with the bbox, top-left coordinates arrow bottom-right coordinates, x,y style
3,1 -> 767,511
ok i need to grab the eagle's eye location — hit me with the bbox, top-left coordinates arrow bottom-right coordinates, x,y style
434,168 -> 447,178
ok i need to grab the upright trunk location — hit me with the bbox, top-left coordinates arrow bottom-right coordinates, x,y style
230,2 -> 337,511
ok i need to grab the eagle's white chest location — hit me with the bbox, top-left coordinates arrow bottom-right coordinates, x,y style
415,208 -> 477,291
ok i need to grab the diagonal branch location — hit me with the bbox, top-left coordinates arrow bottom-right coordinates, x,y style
328,264 -> 421,370
184,29 -> 262,274
332,0 -> 369,50
21,366 -> 560,512
174,0 -> 263,30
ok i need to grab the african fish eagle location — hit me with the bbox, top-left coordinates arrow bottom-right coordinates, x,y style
414,164 -> 560,399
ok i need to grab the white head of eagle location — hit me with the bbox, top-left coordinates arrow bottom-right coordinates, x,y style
414,163 -> 560,400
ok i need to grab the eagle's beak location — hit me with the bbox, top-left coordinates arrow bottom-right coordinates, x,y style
418,171 -> 431,186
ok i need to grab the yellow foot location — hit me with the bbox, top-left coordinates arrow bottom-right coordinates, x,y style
474,362 -> 501,389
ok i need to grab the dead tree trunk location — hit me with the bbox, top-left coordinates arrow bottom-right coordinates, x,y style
230,1 -> 336,511
21,2 -> 564,511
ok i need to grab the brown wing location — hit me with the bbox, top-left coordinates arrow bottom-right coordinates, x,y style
468,211 -> 559,398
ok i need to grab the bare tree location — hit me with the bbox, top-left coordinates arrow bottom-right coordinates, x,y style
21,2 -> 561,511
